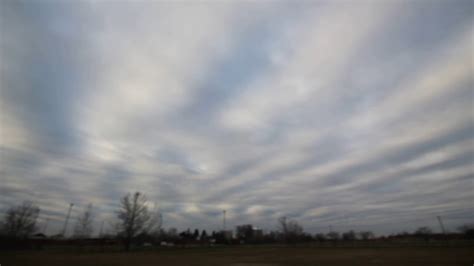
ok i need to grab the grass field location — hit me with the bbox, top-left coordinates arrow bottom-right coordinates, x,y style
1,246 -> 473,266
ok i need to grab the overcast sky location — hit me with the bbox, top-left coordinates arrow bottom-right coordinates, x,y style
0,0 -> 473,236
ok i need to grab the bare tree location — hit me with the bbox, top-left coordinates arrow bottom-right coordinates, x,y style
415,226 -> 433,241
359,231 -> 374,240
277,216 -> 303,242
278,216 -> 288,235
342,230 -> 357,241
415,226 -> 433,235
74,203 -> 94,239
1,201 -> 40,238
457,223 -> 474,239
236,224 -> 252,240
116,192 -> 160,250
327,231 -> 340,241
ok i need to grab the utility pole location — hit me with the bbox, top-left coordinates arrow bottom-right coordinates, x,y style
62,203 -> 74,237
437,215 -> 446,234
223,210 -> 226,231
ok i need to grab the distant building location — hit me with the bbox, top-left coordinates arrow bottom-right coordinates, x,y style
222,230 -> 233,240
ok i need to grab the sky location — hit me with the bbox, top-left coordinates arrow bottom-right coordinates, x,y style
0,0 -> 473,236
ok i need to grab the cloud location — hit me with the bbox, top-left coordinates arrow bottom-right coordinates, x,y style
0,0 -> 472,235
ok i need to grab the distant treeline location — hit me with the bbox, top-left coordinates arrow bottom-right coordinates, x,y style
1,192 -> 473,251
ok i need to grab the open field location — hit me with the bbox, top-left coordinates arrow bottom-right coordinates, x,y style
1,246 -> 473,266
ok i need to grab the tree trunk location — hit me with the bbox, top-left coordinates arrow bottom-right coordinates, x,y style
124,236 -> 131,251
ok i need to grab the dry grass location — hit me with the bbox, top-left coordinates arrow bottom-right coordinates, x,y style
1,246 -> 473,266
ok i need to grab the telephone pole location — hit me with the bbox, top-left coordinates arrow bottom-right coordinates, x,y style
222,210 -> 226,231
437,215 -> 446,234
62,203 -> 74,237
